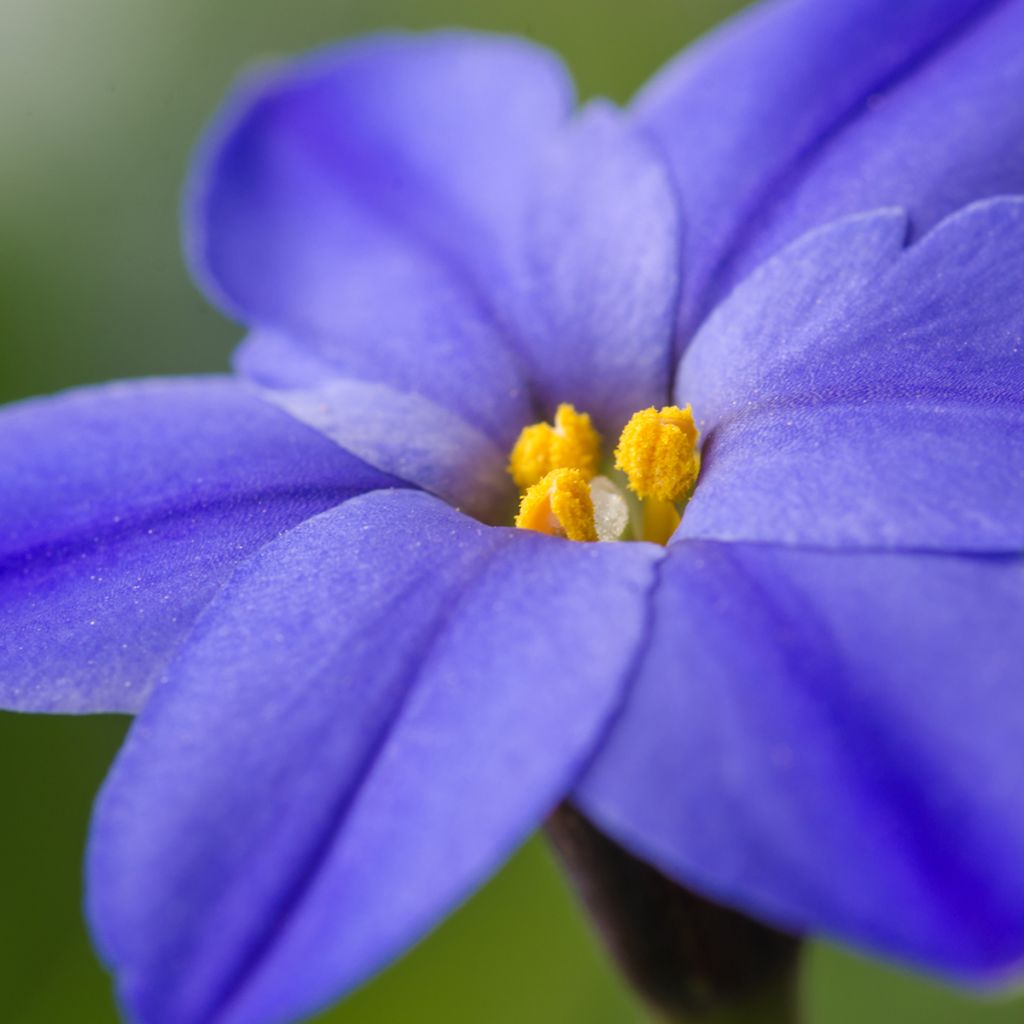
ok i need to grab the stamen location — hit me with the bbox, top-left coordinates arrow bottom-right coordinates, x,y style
614,405 -> 701,503
507,401 -> 700,545
641,498 -> 681,546
515,468 -> 597,542
508,403 -> 601,489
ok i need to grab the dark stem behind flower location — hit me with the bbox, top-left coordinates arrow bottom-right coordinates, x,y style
546,805 -> 803,1024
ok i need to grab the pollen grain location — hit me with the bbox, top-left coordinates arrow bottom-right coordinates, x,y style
614,405 -> 701,503
508,403 -> 601,489
515,467 -> 597,542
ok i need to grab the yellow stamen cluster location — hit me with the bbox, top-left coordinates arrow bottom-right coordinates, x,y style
508,403 -> 601,489
515,468 -> 597,542
508,402 -> 701,545
614,405 -> 701,503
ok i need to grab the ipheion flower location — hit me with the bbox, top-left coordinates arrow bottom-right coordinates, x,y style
4,2 -> 1024,1023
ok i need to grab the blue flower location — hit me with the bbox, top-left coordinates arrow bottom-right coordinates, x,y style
4,2 -> 1024,1022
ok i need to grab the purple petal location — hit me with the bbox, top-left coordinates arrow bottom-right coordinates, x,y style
578,540 -> 1024,979
88,491 -> 659,1024
677,199 -> 1024,552
264,377 -> 514,522
189,34 -> 574,443
0,378 -> 400,714
232,330 -> 340,391
515,102 -> 681,431
636,0 -> 1024,339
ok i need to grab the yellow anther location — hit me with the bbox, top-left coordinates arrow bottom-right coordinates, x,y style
515,468 -> 597,542
508,403 -> 601,489
614,405 -> 701,503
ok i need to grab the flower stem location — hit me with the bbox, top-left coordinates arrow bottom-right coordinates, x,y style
657,969 -> 800,1024
546,805 -> 802,1024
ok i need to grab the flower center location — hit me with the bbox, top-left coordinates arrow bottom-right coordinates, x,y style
508,403 -> 700,545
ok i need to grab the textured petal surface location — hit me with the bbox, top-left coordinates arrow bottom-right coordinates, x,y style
677,200 -> 1024,552
260,378 -> 514,522
190,34 -> 575,443
514,102 -> 681,432
0,378 -> 400,713
636,0 -> 1024,339
88,491 -> 659,1024
577,540 -> 1024,979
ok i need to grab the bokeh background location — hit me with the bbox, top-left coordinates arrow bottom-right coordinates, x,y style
1,1 -> 1022,1021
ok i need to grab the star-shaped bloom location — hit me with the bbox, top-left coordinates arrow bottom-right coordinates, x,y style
3,1 -> 1024,1022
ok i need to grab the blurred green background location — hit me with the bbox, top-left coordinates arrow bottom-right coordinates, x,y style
1,1 -> 1022,1021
